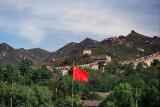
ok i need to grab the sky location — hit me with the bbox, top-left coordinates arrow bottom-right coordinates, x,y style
0,0 -> 160,51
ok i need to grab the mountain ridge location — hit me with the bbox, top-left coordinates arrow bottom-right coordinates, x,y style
0,30 -> 160,66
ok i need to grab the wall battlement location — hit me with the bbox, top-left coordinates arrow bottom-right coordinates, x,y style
120,52 -> 160,66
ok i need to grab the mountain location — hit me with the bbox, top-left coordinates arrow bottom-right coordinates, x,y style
54,30 -> 160,61
0,30 -> 160,66
28,48 -> 50,59
79,38 -> 99,46
0,43 -> 15,64
0,43 -> 14,54
0,44 -> 50,67
55,42 -> 78,56
99,30 -> 160,60
55,38 -> 100,56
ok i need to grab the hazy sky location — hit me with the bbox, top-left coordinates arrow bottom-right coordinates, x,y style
0,0 -> 160,51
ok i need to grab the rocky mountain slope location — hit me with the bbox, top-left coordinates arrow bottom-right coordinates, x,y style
0,30 -> 159,66
0,43 -> 50,66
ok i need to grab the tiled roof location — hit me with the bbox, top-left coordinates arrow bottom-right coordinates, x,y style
95,92 -> 110,99
81,100 -> 101,107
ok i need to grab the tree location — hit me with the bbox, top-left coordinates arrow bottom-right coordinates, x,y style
101,83 -> 135,107
151,59 -> 160,69
12,83 -> 36,107
0,82 -> 8,107
82,90 -> 101,100
26,68 -> 52,85
0,65 -> 24,85
105,62 -> 117,74
140,85 -> 160,107
32,85 -> 53,107
84,68 -> 120,92
55,94 -> 83,107
105,61 -> 123,74
50,74 -> 85,107
50,75 -> 85,101
11,84 -> 53,107
101,100 -> 117,107
0,65 -> 14,84
123,64 -> 135,76
123,76 -> 146,107
19,59 -> 33,76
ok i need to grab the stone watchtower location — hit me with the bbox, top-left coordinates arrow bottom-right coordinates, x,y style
83,49 -> 92,55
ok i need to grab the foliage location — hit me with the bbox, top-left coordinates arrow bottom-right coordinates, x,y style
0,59 -> 159,107
19,59 -> 33,76
82,90 -> 102,100
26,68 -> 52,85
0,82 -> 8,107
55,94 -> 83,107
101,83 -> 135,107
32,85 -> 53,107
0,65 -> 24,84
84,67 -> 120,92
140,85 -> 160,107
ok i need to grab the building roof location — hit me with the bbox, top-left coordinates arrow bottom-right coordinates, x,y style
95,92 -> 110,99
83,49 -> 92,51
81,100 -> 101,107
91,55 -> 111,60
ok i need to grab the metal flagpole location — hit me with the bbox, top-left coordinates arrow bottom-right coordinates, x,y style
72,76 -> 73,107
134,80 -> 138,107
72,60 -> 74,107
56,88 -> 57,101
10,70 -> 14,107
11,81 -> 13,107
135,84 -> 138,107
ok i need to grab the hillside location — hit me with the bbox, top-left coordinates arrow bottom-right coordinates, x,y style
28,48 -> 50,59
53,30 -> 160,61
0,44 -> 50,66
99,30 -> 160,60
0,30 -> 160,66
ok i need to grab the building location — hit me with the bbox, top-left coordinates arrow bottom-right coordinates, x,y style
81,100 -> 101,107
91,55 -> 111,63
137,47 -> 144,52
105,55 -> 112,62
81,92 -> 110,107
83,49 -> 92,55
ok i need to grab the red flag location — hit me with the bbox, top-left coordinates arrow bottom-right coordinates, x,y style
73,66 -> 88,83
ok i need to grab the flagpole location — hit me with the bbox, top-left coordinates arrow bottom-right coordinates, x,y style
72,76 -> 73,107
72,60 -> 74,107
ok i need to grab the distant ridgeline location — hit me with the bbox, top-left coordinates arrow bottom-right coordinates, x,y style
0,30 -> 160,67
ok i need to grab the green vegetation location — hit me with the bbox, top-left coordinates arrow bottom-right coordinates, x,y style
0,58 -> 159,107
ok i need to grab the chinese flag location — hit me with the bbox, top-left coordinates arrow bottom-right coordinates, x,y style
73,66 -> 88,83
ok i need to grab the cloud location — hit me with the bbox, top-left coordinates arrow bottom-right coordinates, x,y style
28,0 -> 159,36
17,22 -> 45,44
0,18 -> 45,44
0,0 -> 159,45
0,0 -> 28,12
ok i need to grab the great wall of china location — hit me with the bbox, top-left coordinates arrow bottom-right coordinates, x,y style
51,52 -> 160,75
54,55 -> 111,75
119,52 -> 160,66
55,62 -> 99,75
